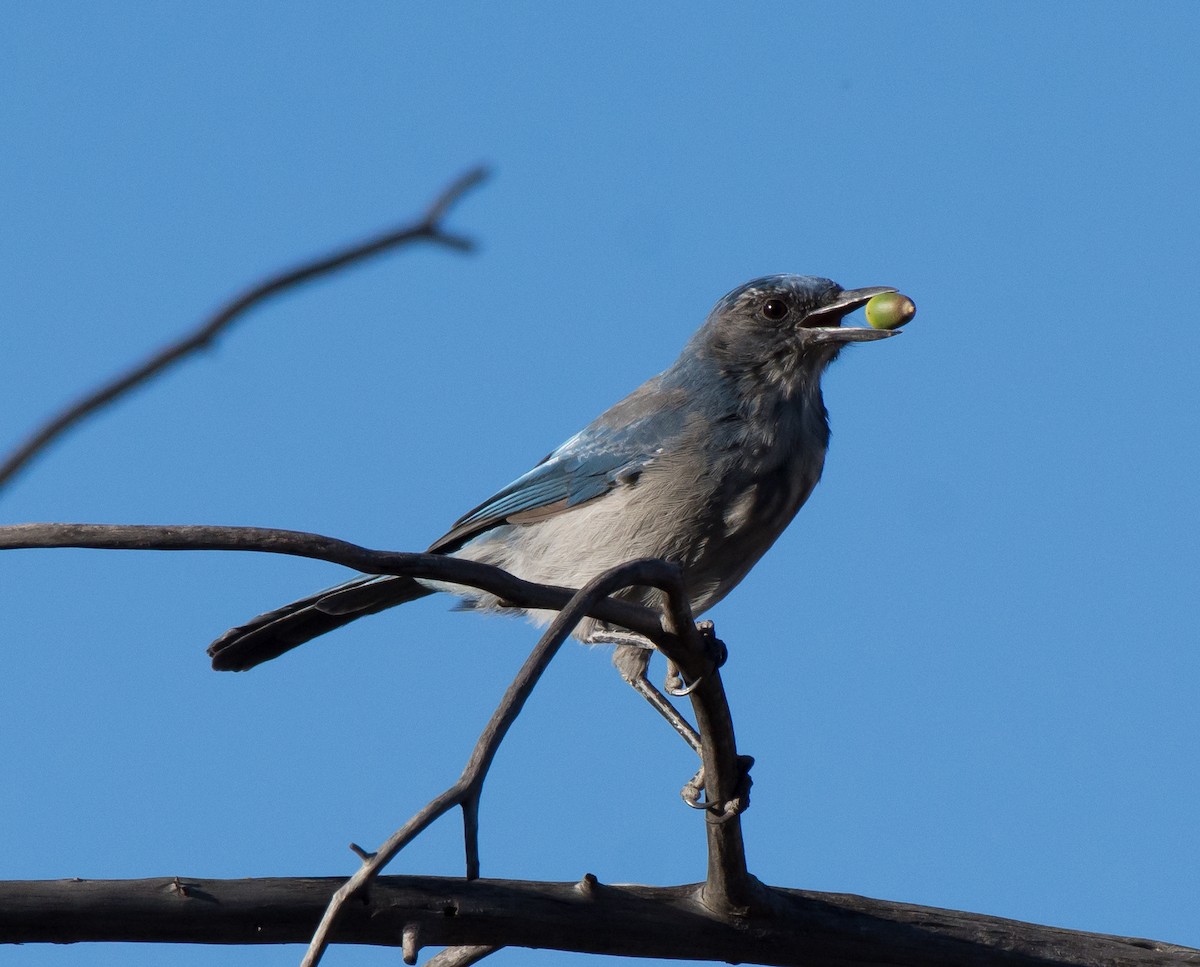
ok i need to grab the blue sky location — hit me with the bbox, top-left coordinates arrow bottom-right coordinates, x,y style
3,4 -> 1198,965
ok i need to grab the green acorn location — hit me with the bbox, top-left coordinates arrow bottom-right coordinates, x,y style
865,292 -> 916,330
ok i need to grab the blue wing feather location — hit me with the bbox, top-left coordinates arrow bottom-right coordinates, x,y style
427,375 -> 694,553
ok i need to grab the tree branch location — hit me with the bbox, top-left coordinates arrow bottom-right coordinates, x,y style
423,945 -> 500,967
0,875 -> 1193,967
300,559 -> 725,967
0,523 -> 759,956
0,522 -> 676,647
11,521 -> 1178,966
662,622 -> 759,914
0,166 -> 488,495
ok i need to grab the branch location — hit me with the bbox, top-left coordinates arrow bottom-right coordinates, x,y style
0,522 -> 675,647
610,596 -> 759,913
4,526 -> 1193,965
658,621 -> 759,914
300,560 -> 715,967
0,875 -> 1193,967
423,945 -> 500,967
0,166 -> 488,494
0,523 -> 759,954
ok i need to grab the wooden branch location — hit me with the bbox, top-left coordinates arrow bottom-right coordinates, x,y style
0,166 -> 488,494
423,944 -> 500,967
0,524 -> 758,947
301,566 -> 644,965
0,522 -> 676,648
1,875 -> 1193,967
694,689 -> 756,907
300,559 -> 736,966
9,523 -> 1183,967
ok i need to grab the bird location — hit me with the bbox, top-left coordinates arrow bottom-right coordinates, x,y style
208,274 -> 900,674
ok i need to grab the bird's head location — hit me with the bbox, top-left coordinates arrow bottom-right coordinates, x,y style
696,274 -> 899,392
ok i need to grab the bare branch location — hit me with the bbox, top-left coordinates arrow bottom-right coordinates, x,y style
0,522 -> 674,647
0,166 -> 488,494
301,559 -> 699,967
613,606 -> 758,913
4,522 -> 1191,965
1,522 -> 758,930
667,621 -> 759,914
3,521 -> 761,928
424,945 -> 501,967
1,875 -> 1194,967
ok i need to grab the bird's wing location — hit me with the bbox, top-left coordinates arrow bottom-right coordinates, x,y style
428,379 -> 690,554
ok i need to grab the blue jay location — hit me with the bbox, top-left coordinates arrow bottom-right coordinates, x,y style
208,275 -> 899,673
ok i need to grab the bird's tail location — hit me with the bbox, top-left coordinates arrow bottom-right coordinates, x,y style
207,574 -> 433,671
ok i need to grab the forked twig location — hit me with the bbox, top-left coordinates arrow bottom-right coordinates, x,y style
0,167 -> 488,494
298,559 -> 699,967
297,556 -> 758,966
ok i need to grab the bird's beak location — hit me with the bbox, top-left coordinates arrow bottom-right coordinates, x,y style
806,286 -> 900,343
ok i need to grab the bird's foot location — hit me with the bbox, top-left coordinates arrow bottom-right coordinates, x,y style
664,659 -> 701,696
680,756 -> 755,821
663,621 -> 726,695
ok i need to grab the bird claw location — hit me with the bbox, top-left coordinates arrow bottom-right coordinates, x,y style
678,756 -> 755,820
665,664 -> 703,696
663,621 -> 726,695
681,767 -> 708,809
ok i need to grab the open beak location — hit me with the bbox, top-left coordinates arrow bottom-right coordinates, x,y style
806,286 -> 900,343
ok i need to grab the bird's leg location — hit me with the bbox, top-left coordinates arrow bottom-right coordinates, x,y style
592,628 -> 746,815
589,628 -> 706,694
607,643 -> 708,809
595,636 -> 703,757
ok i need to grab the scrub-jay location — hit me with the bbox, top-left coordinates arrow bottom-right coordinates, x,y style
208,274 -> 900,673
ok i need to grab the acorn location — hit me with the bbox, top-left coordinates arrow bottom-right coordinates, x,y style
865,292 -> 916,330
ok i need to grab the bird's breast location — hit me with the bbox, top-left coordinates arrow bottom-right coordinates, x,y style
673,396 -> 828,610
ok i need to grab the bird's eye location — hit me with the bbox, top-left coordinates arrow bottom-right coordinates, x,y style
762,299 -> 789,321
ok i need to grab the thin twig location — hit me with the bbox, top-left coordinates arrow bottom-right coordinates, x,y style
0,166 -> 488,494
300,559 -> 702,967
0,522 -> 673,647
423,945 -> 500,967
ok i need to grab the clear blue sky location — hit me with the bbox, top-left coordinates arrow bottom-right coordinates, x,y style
3,4 -> 1198,966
